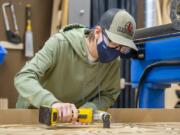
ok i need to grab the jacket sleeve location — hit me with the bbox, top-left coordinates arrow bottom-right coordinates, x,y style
81,61 -> 121,111
14,36 -> 61,108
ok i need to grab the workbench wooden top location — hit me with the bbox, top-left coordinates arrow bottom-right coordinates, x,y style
0,122 -> 180,135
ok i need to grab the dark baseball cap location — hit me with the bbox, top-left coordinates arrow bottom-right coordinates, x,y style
98,9 -> 138,51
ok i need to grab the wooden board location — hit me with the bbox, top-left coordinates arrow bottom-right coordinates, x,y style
1,109 -> 180,134
51,0 -> 62,35
0,98 -> 8,109
0,122 -> 180,135
1,109 -> 180,124
0,41 -> 23,50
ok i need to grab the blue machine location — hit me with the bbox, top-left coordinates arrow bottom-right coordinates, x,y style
131,24 -> 180,108
0,44 -> 7,64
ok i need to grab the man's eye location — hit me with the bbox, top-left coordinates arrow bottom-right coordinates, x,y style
121,47 -> 131,54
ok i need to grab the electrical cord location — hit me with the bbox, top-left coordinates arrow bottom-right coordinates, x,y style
136,60 -> 180,108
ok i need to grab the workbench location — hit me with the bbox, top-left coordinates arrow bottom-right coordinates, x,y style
1,122 -> 180,135
1,109 -> 180,134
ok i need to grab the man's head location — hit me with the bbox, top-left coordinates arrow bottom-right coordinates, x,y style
85,9 -> 137,63
98,8 -> 137,51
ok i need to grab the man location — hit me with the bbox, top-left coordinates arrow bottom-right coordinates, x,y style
14,9 -> 137,123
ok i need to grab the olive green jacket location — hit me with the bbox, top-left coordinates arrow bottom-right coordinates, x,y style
14,24 -> 120,110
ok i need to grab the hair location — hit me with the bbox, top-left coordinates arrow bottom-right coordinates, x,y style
84,29 -> 95,42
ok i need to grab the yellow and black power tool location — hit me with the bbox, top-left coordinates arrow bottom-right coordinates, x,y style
39,105 -> 111,128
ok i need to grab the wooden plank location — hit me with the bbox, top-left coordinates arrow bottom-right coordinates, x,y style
156,0 -> 162,25
0,123 -> 180,135
61,0 -> 69,27
0,109 -> 38,124
51,0 -> 62,35
109,109 -> 180,123
0,41 -> 23,50
162,0 -> 171,24
1,109 -> 180,124
0,98 -> 8,109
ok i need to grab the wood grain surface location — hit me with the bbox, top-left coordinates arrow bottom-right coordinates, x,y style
0,122 -> 180,135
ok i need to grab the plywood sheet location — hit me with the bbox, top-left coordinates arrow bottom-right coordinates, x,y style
109,109 -> 180,123
0,123 -> 180,135
0,98 -> 8,109
1,109 -> 180,124
0,109 -> 38,124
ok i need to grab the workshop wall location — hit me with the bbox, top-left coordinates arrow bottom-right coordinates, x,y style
0,0 -> 53,108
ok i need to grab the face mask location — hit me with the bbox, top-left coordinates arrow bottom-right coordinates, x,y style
97,35 -> 120,63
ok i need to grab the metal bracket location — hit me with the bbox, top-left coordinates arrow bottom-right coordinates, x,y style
2,2 -> 21,44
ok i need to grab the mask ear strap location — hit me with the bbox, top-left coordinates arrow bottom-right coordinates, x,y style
102,34 -> 104,41
102,30 -> 112,44
102,29 -> 108,38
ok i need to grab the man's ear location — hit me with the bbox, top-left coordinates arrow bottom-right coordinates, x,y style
94,26 -> 102,39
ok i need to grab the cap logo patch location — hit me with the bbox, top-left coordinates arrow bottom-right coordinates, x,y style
117,21 -> 134,36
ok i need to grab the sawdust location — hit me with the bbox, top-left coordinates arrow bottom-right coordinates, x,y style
0,122 -> 180,135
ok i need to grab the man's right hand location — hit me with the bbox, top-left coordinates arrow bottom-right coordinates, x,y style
51,102 -> 78,123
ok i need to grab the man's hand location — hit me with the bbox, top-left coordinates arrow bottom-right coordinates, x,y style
51,102 -> 78,123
